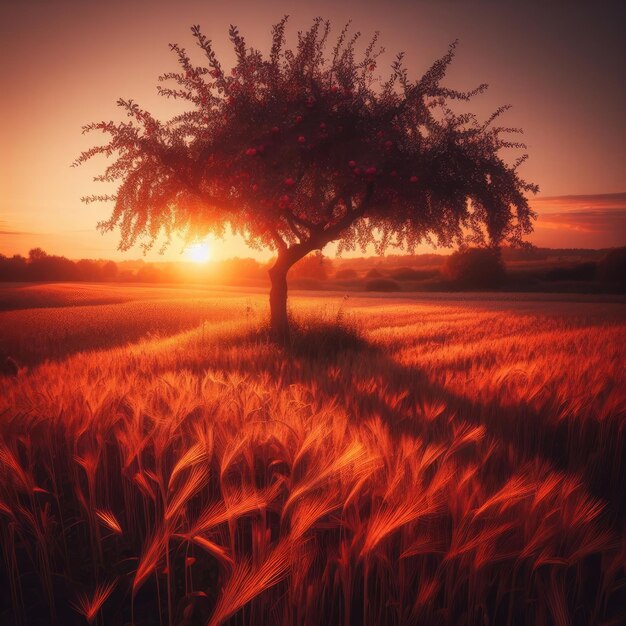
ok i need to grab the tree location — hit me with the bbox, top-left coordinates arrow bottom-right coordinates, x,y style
442,246 -> 507,289
75,17 -> 537,343
102,260 -> 119,281
597,247 -> 626,284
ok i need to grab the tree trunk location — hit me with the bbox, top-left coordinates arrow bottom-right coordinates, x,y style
268,258 -> 290,345
268,242 -> 319,344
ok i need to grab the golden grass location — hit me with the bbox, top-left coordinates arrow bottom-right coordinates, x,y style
0,285 -> 624,625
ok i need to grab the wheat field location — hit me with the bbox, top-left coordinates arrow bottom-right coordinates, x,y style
0,284 -> 624,625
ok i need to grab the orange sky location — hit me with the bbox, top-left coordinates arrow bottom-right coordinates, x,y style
1,0 -> 624,262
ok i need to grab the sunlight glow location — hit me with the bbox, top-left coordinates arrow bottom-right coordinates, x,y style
184,242 -> 211,263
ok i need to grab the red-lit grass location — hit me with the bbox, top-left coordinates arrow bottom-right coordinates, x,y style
0,286 -> 624,624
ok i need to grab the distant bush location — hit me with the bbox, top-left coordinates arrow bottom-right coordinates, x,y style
365,268 -> 384,279
597,247 -> 626,283
391,267 -> 439,281
289,252 -> 330,281
335,268 -> 359,280
544,262 -> 597,282
0,255 -> 28,281
364,278 -> 402,292
442,247 -> 506,289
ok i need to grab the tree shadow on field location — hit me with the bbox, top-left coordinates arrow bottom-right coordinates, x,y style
176,318 -> 626,525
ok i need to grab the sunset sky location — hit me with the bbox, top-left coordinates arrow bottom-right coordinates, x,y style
1,0 -> 624,262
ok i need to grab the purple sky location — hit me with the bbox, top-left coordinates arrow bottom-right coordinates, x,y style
1,0 -> 624,260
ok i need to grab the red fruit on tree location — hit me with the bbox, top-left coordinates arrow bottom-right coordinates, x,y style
410,175 -> 418,183
295,115 -> 303,124
278,193 -> 290,209
319,122 -> 327,129
284,178 -> 295,186
330,84 -> 338,93
271,126 -> 280,134
298,135 -> 306,144
252,184 -> 259,192
245,148 -> 257,156
365,167 -> 377,176
348,160 -> 356,168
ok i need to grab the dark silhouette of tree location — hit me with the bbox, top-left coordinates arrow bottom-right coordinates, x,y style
28,248 -> 47,262
27,249 -> 77,281
597,246 -> 626,284
76,258 -> 102,281
0,251 -> 121,283
442,246 -> 507,289
75,17 -> 537,342
102,260 -> 119,281
0,255 -> 28,281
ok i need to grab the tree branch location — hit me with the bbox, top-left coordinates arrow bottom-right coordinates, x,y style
305,184 -> 373,249
268,227 -> 288,252
283,213 -> 306,242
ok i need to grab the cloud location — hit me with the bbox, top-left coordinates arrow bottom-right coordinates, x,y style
0,220 -> 36,236
537,209 -> 626,234
531,192 -> 626,212
0,230 -> 36,236
529,193 -> 626,248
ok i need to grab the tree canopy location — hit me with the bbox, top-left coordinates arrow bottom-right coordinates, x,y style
75,16 -> 537,258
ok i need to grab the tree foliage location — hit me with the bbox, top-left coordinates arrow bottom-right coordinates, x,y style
75,16 -> 537,261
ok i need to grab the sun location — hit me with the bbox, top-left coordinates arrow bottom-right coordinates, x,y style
184,242 -> 211,263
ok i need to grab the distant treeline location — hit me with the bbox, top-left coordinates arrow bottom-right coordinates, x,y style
1,246 -> 624,292
0,249 -> 120,282
0,248 -> 269,283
